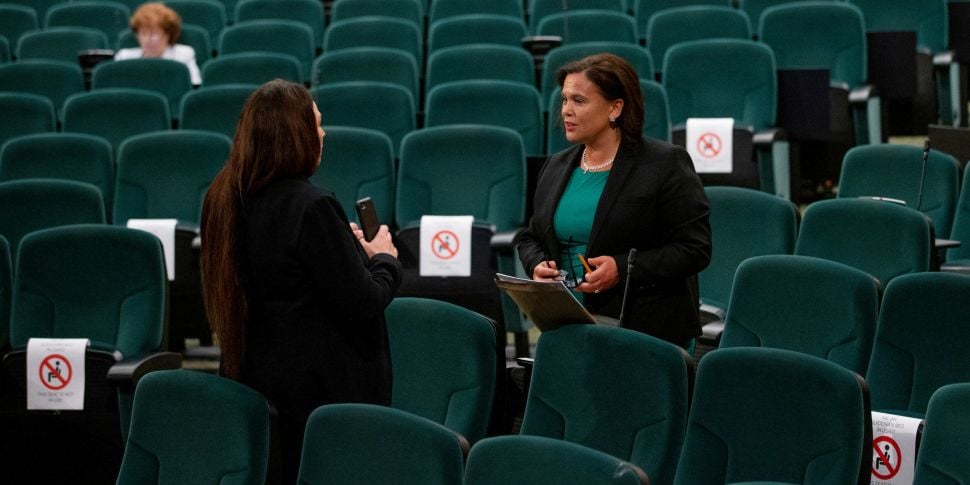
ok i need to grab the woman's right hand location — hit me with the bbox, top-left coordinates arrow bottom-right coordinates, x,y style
354,224 -> 398,259
532,260 -> 560,281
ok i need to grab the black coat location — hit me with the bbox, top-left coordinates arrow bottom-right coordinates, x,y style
515,138 -> 711,345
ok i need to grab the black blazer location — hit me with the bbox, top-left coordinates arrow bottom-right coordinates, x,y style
516,138 -> 711,345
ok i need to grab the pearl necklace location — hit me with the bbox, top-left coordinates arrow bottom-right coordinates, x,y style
581,147 -> 614,174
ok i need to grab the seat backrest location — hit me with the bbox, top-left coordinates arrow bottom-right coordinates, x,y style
311,47 -> 419,101
913,383 -> 970,484
425,44 -> 534,95
529,0 -> 625,31
11,224 -> 163,356
92,59 -> 193,119
425,80 -> 543,156
521,324 -> 691,485
947,166 -> 970,262
3,0 -> 64,23
673,347 -> 870,485
647,6 -> 751,77
0,92 -> 55,149
634,0 -> 726,37
0,36 -> 7,64
323,17 -> 423,67
759,2 -> 867,87
541,41 -> 655,111
44,1 -> 130,44
179,84 -> 255,138
116,24 -> 212,65
164,0 -> 227,43
311,81 -> 415,157
0,133 -> 114,210
298,403 -> 465,485
0,60 -> 84,115
201,52 -> 301,87
234,0 -> 324,49
536,10 -> 638,45
429,0 -> 522,25
62,88 -> 171,153
664,39 -> 776,130
395,125 -> 525,231
699,186 -> 798,310
866,272 -> 970,417
385,298 -> 496,444
309,126 -> 395,225
741,0 -> 838,30
16,26 -> 109,63
117,369 -> 270,485
0,235 -> 10,351
464,435 -> 649,485
113,130 -> 231,225
848,0 -> 947,53
720,255 -> 879,376
427,14 -> 528,53
331,0 -> 423,27
0,4 -> 39,52
838,144 -> 961,239
218,19 -> 314,81
795,198 -> 932,288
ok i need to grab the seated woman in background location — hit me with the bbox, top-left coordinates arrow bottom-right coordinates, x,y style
115,2 -> 202,85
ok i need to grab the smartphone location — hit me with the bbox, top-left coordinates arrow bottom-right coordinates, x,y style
355,197 -> 380,242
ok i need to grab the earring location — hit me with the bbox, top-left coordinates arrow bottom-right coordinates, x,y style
609,116 -> 616,123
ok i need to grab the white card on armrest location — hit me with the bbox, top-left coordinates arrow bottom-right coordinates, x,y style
127,218 -> 177,281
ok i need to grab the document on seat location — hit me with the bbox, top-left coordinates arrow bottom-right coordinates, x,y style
494,273 -> 596,331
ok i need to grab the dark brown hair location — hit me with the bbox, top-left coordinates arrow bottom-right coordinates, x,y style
557,53 -> 645,148
200,79 -> 321,380
130,2 -> 182,44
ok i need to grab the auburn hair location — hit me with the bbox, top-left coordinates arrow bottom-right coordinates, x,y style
130,2 -> 182,43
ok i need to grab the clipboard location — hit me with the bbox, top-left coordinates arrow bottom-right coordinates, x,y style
494,273 -> 596,331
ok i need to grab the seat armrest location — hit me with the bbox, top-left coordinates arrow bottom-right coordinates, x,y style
941,264 -> 970,274
698,320 -> 725,347
699,303 -> 725,322
934,50 -> 956,67
753,127 -> 786,147
491,228 -> 524,252
107,352 -> 183,391
849,84 -> 878,104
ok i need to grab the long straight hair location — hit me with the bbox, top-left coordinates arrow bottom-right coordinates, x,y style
201,79 -> 321,380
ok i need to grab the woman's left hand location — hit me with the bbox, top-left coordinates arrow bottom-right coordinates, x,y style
576,255 -> 619,294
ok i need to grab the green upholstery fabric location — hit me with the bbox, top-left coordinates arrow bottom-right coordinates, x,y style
395,125 -> 524,231
664,39 -> 776,131
634,0 -> 726,38
673,347 -> 869,484
202,52 -> 301,86
0,235 -> 9,351
218,20 -> 314,82
0,37 -> 7,64
324,17 -> 423,67
164,0 -> 227,44
0,179 -> 105,264
541,42 -> 654,110
113,130 -> 231,225
297,403 -> 465,485
838,145 -> 961,238
0,93 -> 55,150
311,47 -> 419,101
0,60 -> 84,114
427,14 -> 528,53
92,59 -> 193,119
720,255 -> 879,375
385,298 -> 496,444
795,198 -> 932,288
529,0 -> 625,31
44,1 -> 130,43
429,0 -> 521,25
536,11 -> 638,45
426,80 -> 543,156
0,133 -> 114,211
848,0 -> 947,52
647,6 -> 751,77
741,0 -> 838,30
866,273 -> 970,417
62,88 -> 171,153
699,186 -> 798,311
117,369 -> 270,485
913,383 -> 970,484
331,0 -> 422,27
426,45 -> 534,95
15,26 -> 108,63
310,126 -> 395,225
179,84 -> 255,138
0,4 -> 38,54
235,0 -> 324,49
3,0 -> 64,23
311,81 -> 415,157
521,324 -> 691,485
117,24 -> 212,64
464,435 -> 648,485
946,166 -> 970,264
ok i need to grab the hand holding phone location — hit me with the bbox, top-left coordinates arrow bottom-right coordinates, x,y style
355,197 -> 380,242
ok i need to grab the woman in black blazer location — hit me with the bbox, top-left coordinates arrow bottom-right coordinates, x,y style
515,54 -> 711,347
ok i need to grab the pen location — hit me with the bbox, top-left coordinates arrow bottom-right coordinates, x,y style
577,253 -> 593,274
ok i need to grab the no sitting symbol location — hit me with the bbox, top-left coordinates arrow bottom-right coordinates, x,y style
696,132 -> 722,158
431,230 -> 460,260
39,354 -> 73,391
872,435 -> 901,480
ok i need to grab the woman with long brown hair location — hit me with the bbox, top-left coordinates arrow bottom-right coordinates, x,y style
200,79 -> 401,483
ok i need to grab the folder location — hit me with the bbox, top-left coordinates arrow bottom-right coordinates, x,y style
494,273 -> 596,331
